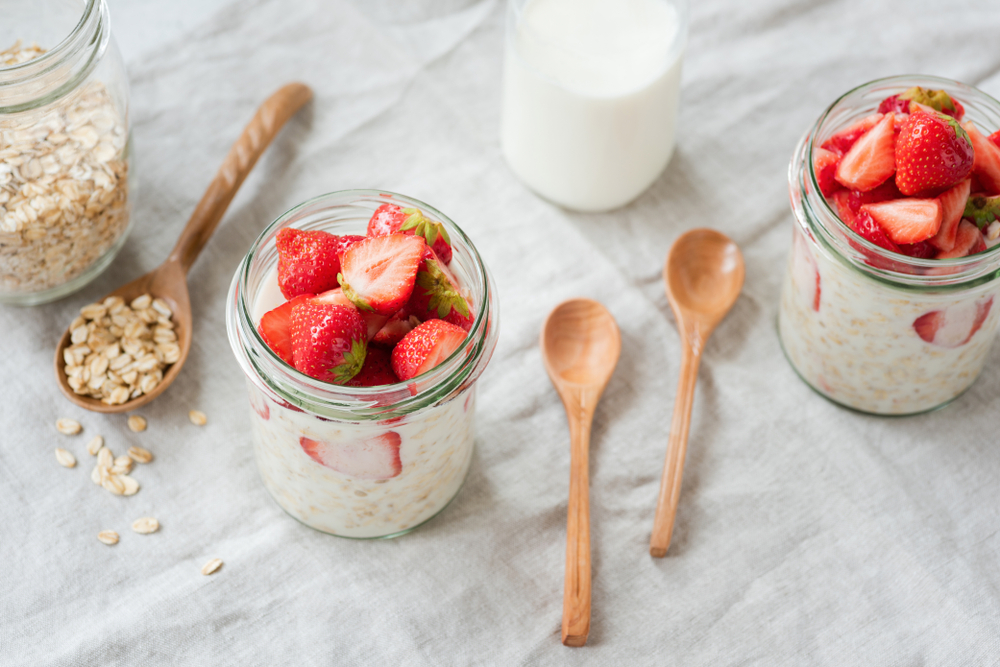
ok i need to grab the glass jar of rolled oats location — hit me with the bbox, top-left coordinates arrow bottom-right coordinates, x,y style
0,0 -> 133,305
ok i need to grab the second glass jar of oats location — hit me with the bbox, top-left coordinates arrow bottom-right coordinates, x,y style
0,0 -> 133,305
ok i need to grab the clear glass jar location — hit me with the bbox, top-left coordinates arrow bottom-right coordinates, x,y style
500,0 -> 688,212
0,0 -> 133,305
778,75 -> 1000,416
226,191 -> 500,538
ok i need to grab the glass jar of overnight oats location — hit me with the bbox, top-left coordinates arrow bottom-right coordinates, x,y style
0,0 -> 133,305
779,75 -> 1000,416
226,191 -> 499,538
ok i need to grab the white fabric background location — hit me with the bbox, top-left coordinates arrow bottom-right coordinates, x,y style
4,0 -> 1000,664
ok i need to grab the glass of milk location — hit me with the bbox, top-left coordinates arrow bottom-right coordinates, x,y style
500,0 -> 688,212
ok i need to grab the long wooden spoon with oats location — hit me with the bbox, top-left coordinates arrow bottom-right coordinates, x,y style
54,83 -> 313,414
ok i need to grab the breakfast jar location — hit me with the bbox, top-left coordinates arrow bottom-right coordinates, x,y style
0,0 -> 133,305
778,75 -> 1000,416
226,191 -> 500,538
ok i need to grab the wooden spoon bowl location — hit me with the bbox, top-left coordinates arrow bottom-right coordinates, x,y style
54,83 -> 313,414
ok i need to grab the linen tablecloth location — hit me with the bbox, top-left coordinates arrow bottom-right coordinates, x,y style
5,0 -> 1000,663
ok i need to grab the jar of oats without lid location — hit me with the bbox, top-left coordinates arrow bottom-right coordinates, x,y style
778,75 -> 1000,416
226,191 -> 500,539
0,0 -> 133,305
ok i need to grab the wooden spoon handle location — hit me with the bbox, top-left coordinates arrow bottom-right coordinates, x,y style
167,82 -> 313,273
650,337 -> 702,558
562,404 -> 593,647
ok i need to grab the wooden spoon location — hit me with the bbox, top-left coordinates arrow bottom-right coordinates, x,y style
54,82 -> 313,414
541,298 -> 621,647
650,229 -> 744,558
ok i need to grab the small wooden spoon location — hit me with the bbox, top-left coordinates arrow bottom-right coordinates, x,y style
541,298 -> 621,647
54,83 -> 313,414
650,229 -> 744,558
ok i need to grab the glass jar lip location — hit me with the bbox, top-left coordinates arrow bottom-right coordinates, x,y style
0,0 -> 106,113
227,189 -> 500,421
799,74 -> 1000,288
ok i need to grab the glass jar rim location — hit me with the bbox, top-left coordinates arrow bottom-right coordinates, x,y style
0,0 -> 107,114
796,74 -> 1000,290
226,189 -> 500,422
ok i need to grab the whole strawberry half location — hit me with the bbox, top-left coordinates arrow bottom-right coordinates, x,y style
276,228 -> 342,300
338,233 -> 425,316
367,204 -> 453,264
258,294 -> 313,364
289,302 -> 367,385
391,319 -> 467,381
407,247 -> 473,331
895,111 -> 974,196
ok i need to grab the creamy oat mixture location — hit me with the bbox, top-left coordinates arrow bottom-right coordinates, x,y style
778,226 -> 1000,414
248,381 -> 476,538
0,41 -> 130,294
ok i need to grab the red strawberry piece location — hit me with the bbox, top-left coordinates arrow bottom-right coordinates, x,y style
257,294 -> 314,365
963,122 -> 1000,195
969,173 -> 986,194
937,220 -> 985,259
391,319 -> 467,381
860,198 -> 942,244
813,147 -> 842,197
276,228 -> 341,300
835,113 -> 896,192
299,432 -> 402,480
990,129 -> 1000,151
832,190 -> 859,228
929,178 -> 971,252
913,296 -> 993,348
335,235 -> 366,263
821,113 -> 882,154
289,302 -> 367,384
372,309 -> 422,347
338,233 -> 425,316
881,87 -> 964,119
346,345 -> 399,387
790,228 -> 820,311
407,247 -> 473,331
894,111 -> 974,196
367,204 -> 453,264
311,288 -> 388,341
852,210 -> 901,252
877,94 -> 911,116
964,193 -> 1000,231
897,241 -> 936,259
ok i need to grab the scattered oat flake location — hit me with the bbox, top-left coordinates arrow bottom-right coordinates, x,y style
56,418 -> 82,435
102,475 -> 125,496
188,410 -> 207,426
55,448 -> 76,468
132,517 -> 159,534
127,415 -> 147,432
201,558 -> 223,576
97,530 -> 119,545
120,475 -> 139,496
86,435 -> 104,456
97,447 -> 114,468
90,465 -> 103,485
127,445 -> 153,464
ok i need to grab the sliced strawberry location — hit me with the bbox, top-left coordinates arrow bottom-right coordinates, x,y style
964,122 -> 1000,195
257,294 -> 313,364
970,173 -> 987,194
276,228 -> 341,300
895,111 -> 974,196
311,288 -> 388,341
860,198 -> 942,244
937,220 -> 985,259
852,210 -> 901,252
367,204 -> 453,264
407,247 -> 473,331
990,129 -> 1000,151
372,309 -> 422,347
897,241 -> 936,258
334,235 -> 366,263
913,296 -> 993,348
813,147 -> 842,197
391,319 -> 467,381
835,113 -> 896,192
822,113 -> 882,154
881,87 -> 965,120
877,94 -> 911,115
930,178 -> 972,252
299,432 -> 402,479
289,302 -> 367,384
346,346 -> 399,387
338,234 -> 425,316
